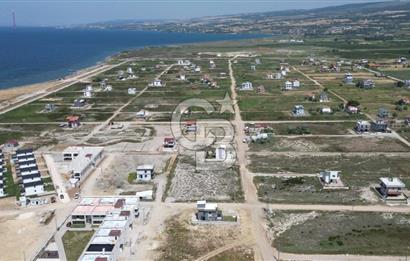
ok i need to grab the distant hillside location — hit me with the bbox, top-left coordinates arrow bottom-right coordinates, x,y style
78,1 -> 410,37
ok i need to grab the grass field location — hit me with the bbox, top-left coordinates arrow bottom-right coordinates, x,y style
249,136 -> 409,153
62,230 -> 94,261
254,176 -> 363,204
271,211 -> 410,256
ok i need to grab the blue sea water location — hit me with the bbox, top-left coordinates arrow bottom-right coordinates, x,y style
0,27 -> 263,89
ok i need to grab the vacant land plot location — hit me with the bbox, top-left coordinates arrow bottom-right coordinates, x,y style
208,247 -> 255,261
249,154 -> 410,179
268,211 -> 410,256
166,155 -> 243,202
62,230 -> 94,261
92,153 -> 171,195
156,211 -> 245,261
266,122 -> 354,135
249,136 -> 409,152
254,176 -> 364,204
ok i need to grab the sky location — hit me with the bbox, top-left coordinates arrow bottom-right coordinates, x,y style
0,0 -> 392,27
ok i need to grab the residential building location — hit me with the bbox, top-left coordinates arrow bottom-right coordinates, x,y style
404,80 -> 410,88
184,121 -> 197,133
72,99 -> 87,109
0,150 -> 5,197
292,105 -> 305,116
44,103 -> 56,112
284,81 -> 293,90
358,79 -> 375,89
177,60 -> 191,66
151,79 -> 164,87
126,67 -> 134,74
136,110 -> 149,119
240,82 -> 253,90
346,106 -> 359,114
371,119 -> 389,133
136,190 -> 153,201
83,90 -> 92,98
397,57 -> 408,65
128,88 -> 137,95
250,65 -> 256,71
293,80 -> 301,88
196,200 -> 222,221
76,197 -> 138,261
63,146 -> 104,184
319,91 -> 329,102
266,73 -> 274,80
3,139 -> 19,149
275,72 -> 283,80
163,137 -> 176,149
66,115 -> 81,128
319,171 -> 341,185
136,165 -> 154,181
14,149 -> 45,197
355,120 -> 371,132
321,107 -> 332,114
378,177 -> 406,198
215,145 -> 227,161
378,107 -> 389,118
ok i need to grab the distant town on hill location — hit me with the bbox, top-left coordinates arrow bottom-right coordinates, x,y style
77,1 -> 410,37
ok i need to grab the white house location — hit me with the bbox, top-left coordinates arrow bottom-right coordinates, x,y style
320,171 -> 341,185
152,79 -> 164,87
177,60 -> 191,66
179,74 -> 186,81
136,165 -> 154,181
128,88 -> 137,95
85,85 -> 93,92
63,146 -> 104,183
284,81 -> 293,90
321,107 -> 332,114
281,70 -> 287,76
275,72 -> 283,80
293,80 -> 301,88
292,105 -> 305,116
240,82 -> 253,90
136,190 -> 153,200
83,90 -> 92,98
344,73 -> 354,84
23,181 -> 44,196
194,66 -> 201,73
127,67 -> 134,74
215,145 -> 227,161
356,120 -> 371,132
136,109 -> 149,118
346,106 -> 358,114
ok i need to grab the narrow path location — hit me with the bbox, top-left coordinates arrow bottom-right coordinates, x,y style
228,57 -> 277,260
80,64 -> 175,143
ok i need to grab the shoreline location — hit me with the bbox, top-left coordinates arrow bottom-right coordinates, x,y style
0,62 -> 109,113
0,61 -> 106,103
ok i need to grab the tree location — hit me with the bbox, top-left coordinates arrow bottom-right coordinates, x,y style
346,100 -> 360,107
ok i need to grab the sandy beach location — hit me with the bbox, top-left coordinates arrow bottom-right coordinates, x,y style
0,63 -> 112,113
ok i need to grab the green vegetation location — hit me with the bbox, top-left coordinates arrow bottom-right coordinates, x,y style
127,172 -> 137,184
254,176 -> 361,204
62,230 -> 94,261
272,211 -> 410,256
3,164 -> 20,199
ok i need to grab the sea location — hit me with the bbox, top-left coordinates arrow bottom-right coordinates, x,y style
0,27 -> 263,89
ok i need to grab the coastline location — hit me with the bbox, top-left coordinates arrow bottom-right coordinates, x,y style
0,62 -> 107,112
